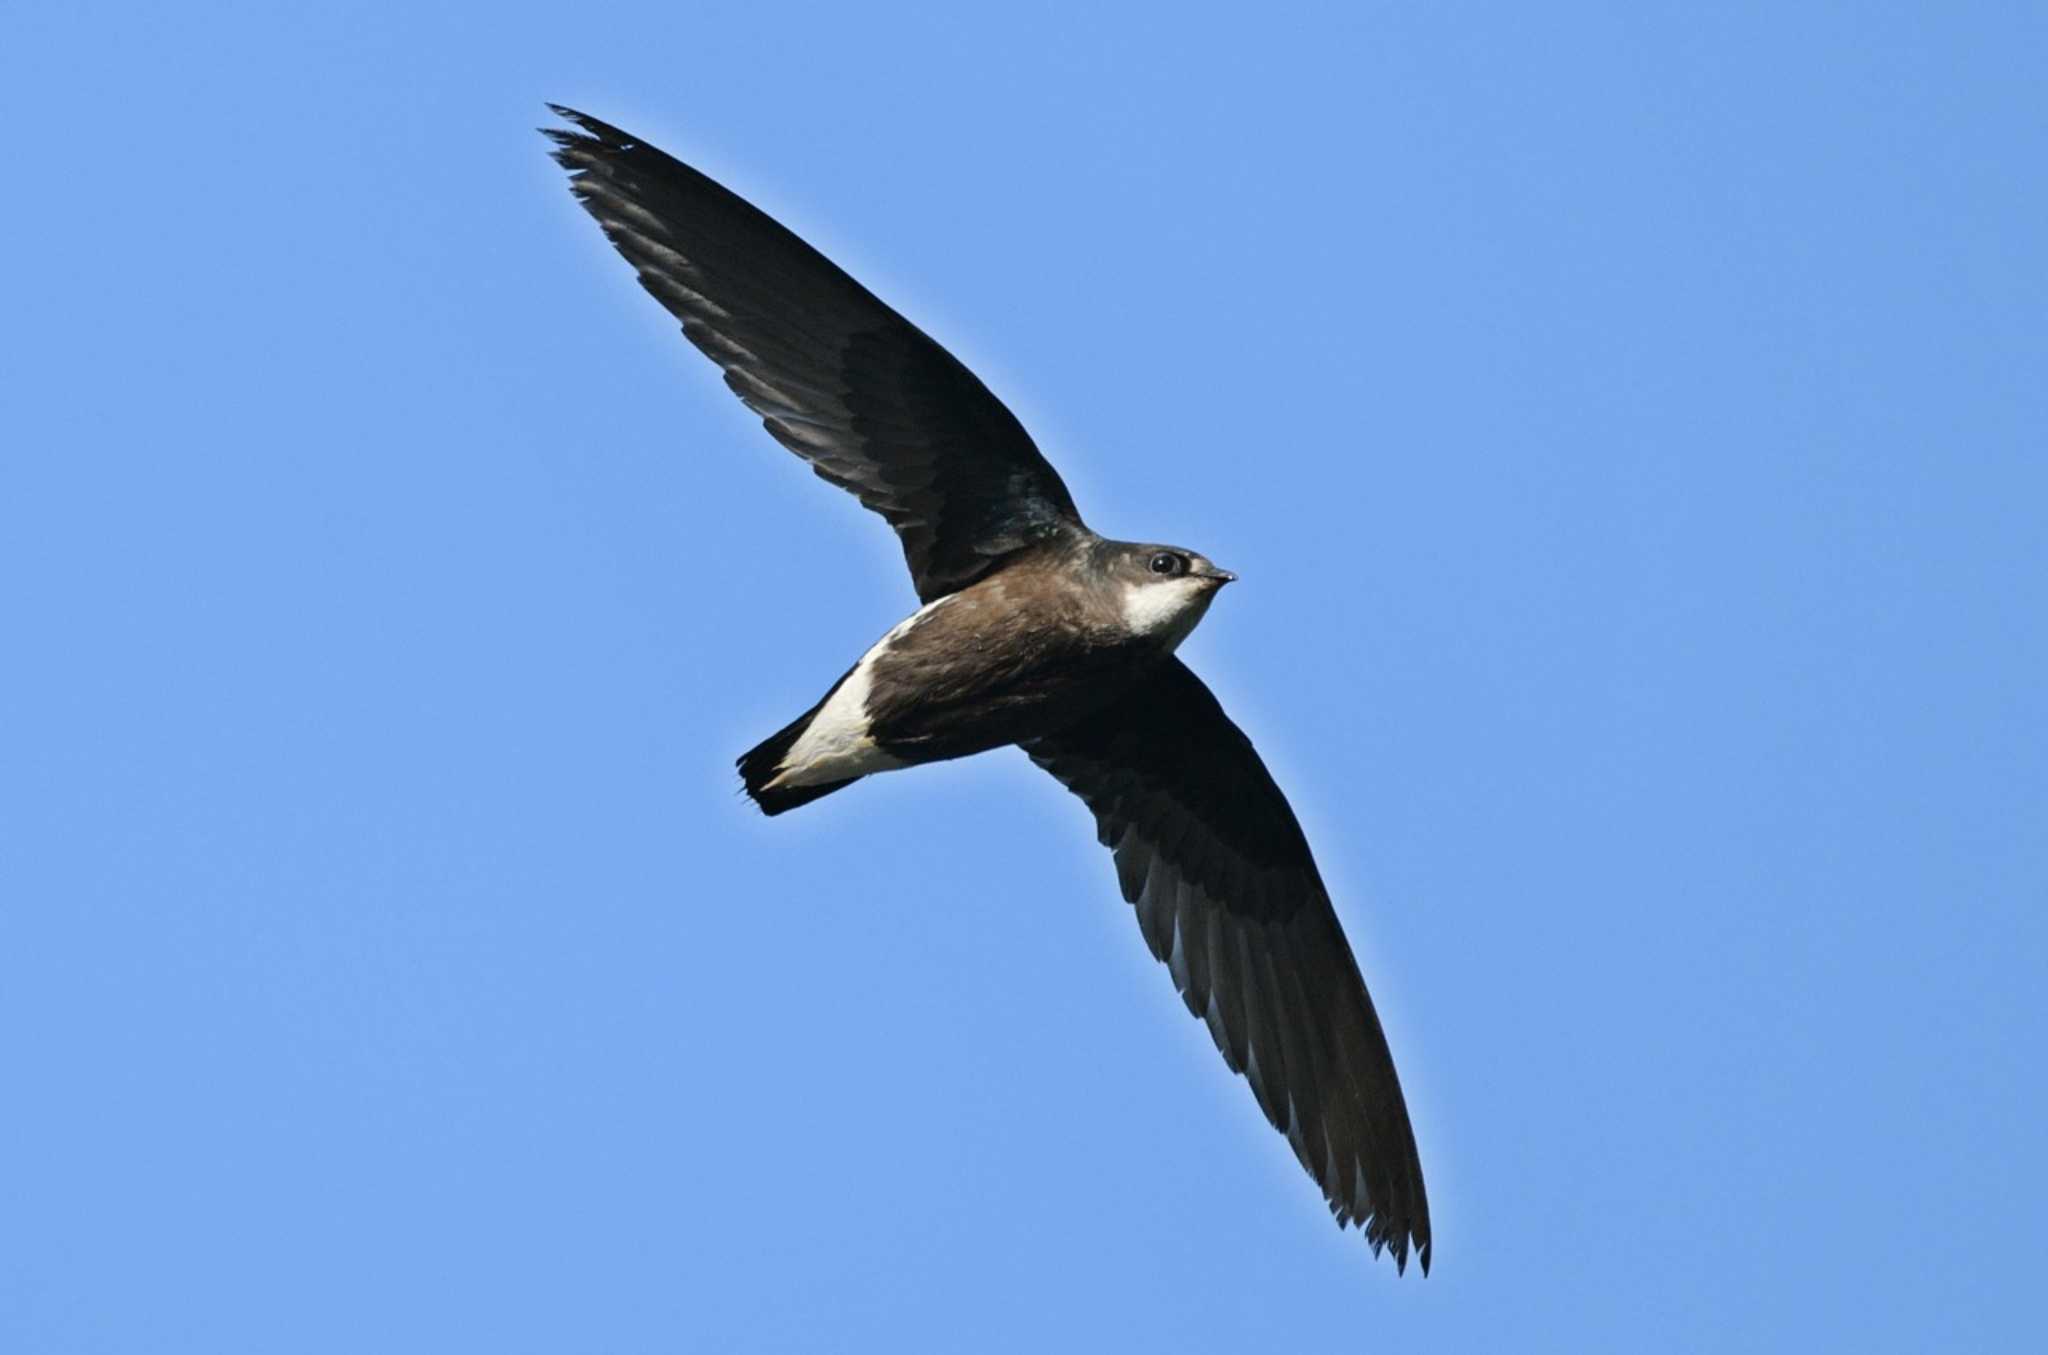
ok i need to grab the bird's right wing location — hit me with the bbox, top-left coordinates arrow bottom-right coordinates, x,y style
1025,658 -> 1432,1274
545,107 -> 1086,602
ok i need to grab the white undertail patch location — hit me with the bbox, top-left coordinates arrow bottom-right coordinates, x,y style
766,595 -> 958,789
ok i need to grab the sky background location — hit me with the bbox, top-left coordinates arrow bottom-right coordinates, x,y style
4,2 -> 2044,1350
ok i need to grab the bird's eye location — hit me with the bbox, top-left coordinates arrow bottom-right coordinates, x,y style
1148,552 -> 1183,576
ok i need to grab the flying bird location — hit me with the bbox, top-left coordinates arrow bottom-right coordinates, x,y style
544,106 -> 1431,1275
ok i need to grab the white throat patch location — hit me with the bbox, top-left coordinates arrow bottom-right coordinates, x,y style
1119,578 -> 1215,652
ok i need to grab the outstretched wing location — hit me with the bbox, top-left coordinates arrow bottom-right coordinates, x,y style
1026,659 -> 1432,1274
545,106 -> 1085,602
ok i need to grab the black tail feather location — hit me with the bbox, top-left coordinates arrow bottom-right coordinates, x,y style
737,705 -> 859,816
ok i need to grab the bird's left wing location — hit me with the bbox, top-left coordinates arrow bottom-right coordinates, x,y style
545,106 -> 1085,601
1024,658 -> 1432,1274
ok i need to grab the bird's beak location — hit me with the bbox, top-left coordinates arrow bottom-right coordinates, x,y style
1198,567 -> 1238,585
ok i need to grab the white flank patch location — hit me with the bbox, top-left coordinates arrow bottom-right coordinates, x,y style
1120,578 -> 1215,652
767,595 -> 957,789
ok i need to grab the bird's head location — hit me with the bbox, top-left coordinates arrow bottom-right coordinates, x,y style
1102,541 -> 1236,649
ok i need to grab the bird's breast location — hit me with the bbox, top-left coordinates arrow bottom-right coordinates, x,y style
857,582 -> 1158,763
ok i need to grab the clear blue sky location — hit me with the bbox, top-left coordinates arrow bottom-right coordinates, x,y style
5,3 -> 2043,1350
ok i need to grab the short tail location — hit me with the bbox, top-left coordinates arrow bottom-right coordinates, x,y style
736,706 -> 859,816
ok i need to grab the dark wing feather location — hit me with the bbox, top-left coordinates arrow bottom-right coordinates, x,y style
544,106 -> 1085,601
1026,659 -> 1432,1274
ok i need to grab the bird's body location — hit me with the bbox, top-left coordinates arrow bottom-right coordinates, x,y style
546,106 -> 1433,1274
744,532 -> 1231,811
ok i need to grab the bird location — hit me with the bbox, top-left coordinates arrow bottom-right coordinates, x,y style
544,105 -> 1432,1275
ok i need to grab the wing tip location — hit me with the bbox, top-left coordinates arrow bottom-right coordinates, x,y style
540,104 -> 644,170
1327,1165 -> 1432,1277
542,102 -> 609,139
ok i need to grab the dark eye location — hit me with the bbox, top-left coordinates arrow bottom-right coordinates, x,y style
1148,552 -> 1183,576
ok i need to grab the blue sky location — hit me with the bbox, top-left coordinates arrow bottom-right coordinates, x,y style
4,2 -> 2043,1350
